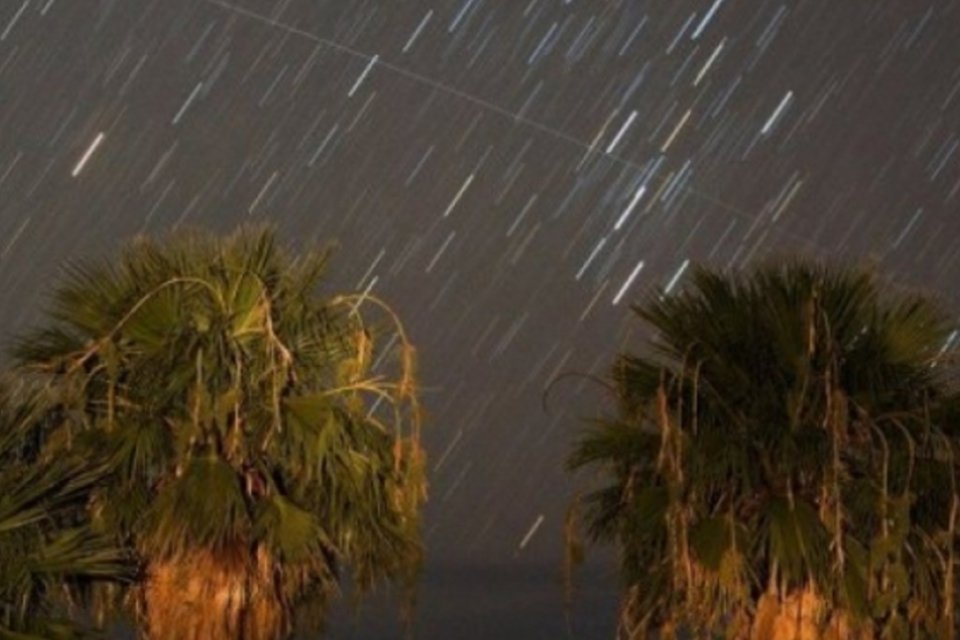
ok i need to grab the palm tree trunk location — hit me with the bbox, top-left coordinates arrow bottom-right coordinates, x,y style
751,586 -> 826,640
140,545 -> 285,640
749,585 -> 880,640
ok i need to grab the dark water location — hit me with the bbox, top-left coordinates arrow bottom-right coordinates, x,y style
327,561 -> 618,639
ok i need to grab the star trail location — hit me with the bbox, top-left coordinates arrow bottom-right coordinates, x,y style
1,0 -> 958,637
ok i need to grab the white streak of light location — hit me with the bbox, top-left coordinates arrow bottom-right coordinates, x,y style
403,10 -> 432,53
605,110 -> 638,154
771,179 -> 804,222
356,248 -> 386,288
661,109 -> 692,153
248,171 -> 279,214
0,217 -> 29,259
71,132 -> 106,177
518,514 -> 545,551
308,123 -> 340,166
761,90 -> 793,135
663,259 -> 690,295
350,275 -> 378,314
577,109 -> 619,171
612,259 -> 645,305
667,13 -> 697,54
172,82 -> 204,124
579,280 -> 609,323
691,0 -> 724,40
1,0 -> 30,41
693,38 -> 725,86
614,184 -> 647,230
425,231 -> 456,273
433,429 -> 464,472
939,330 -> 959,358
449,0 -> 477,32
348,54 -> 378,97
442,174 -> 474,217
575,236 -> 607,281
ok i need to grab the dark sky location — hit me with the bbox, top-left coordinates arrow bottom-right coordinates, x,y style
2,0 -> 960,637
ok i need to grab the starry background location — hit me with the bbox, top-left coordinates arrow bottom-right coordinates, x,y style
1,0 -> 959,637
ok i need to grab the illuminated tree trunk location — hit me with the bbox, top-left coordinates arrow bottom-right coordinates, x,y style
141,546 -> 285,640
750,586 -> 872,640
751,587 -> 826,640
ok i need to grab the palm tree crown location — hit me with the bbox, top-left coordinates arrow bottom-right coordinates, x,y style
13,227 -> 426,639
569,261 -> 959,639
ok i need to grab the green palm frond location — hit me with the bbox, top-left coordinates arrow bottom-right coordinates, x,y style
689,516 -> 732,573
763,497 -> 831,588
567,418 -> 659,472
0,379 -> 132,638
141,454 -> 251,558
255,494 -> 336,565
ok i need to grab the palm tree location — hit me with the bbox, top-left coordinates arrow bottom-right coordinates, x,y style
12,227 -> 426,639
567,261 -> 960,639
0,378 -> 132,638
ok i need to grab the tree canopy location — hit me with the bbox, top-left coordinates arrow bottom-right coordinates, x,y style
568,261 -> 960,639
12,227 -> 426,638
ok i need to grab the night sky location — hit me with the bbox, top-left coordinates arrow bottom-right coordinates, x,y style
2,0 -> 959,637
